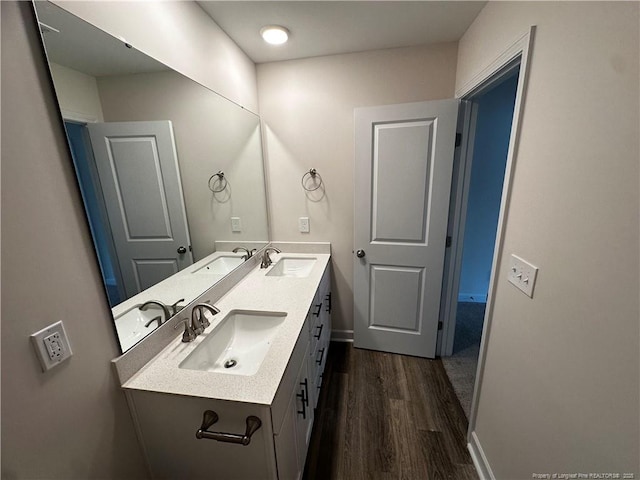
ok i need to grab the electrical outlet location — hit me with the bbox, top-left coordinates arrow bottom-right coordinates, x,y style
231,217 -> 242,232
299,217 -> 310,233
508,254 -> 539,298
30,321 -> 73,372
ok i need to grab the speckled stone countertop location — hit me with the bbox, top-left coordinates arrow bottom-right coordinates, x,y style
122,252 -> 330,406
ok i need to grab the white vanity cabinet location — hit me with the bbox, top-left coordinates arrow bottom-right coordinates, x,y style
126,262 -> 332,480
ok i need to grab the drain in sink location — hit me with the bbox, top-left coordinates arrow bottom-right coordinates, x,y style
224,359 -> 237,369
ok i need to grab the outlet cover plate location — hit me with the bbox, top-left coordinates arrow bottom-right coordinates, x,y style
508,254 -> 538,298
231,217 -> 242,232
299,217 -> 310,233
30,320 -> 73,372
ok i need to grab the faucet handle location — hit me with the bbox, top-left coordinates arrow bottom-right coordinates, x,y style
170,298 -> 185,316
193,303 -> 220,330
174,318 -> 197,343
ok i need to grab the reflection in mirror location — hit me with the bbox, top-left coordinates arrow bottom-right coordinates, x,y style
34,2 -> 269,352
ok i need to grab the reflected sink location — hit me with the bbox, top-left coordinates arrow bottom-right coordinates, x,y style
194,255 -> 244,275
266,257 -> 317,278
179,310 -> 287,376
115,305 -> 165,351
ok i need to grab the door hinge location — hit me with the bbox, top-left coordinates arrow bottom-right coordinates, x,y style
455,132 -> 462,147
445,236 -> 452,248
438,321 -> 443,330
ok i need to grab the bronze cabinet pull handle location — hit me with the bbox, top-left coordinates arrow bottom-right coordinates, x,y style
196,410 -> 262,446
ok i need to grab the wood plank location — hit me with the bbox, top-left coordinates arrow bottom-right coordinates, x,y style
303,343 -> 478,480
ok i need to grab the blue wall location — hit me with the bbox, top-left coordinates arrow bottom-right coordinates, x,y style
458,73 -> 518,302
64,122 -> 121,306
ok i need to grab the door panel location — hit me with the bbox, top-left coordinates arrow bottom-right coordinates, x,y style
354,99 -> 458,358
87,121 -> 193,299
372,121 -> 433,244
132,259 -> 179,292
369,265 -> 424,332
107,137 -> 173,239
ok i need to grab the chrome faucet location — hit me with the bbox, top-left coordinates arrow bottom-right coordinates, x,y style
260,247 -> 281,268
233,247 -> 252,260
174,303 -> 220,342
140,300 -> 171,325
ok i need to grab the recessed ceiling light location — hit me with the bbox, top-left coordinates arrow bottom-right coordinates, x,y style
260,25 -> 289,45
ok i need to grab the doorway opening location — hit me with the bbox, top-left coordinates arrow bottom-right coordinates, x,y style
440,68 -> 520,418
64,120 -> 124,307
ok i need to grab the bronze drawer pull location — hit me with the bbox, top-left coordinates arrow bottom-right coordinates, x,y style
196,410 -> 262,446
314,323 -> 324,339
316,347 -> 325,365
312,303 -> 322,317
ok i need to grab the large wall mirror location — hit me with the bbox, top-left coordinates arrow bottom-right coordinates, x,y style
34,2 -> 270,352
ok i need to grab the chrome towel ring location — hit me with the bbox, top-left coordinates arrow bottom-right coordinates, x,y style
208,171 -> 228,193
301,168 -> 323,192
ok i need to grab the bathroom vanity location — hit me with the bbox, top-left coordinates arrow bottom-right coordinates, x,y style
119,250 -> 331,480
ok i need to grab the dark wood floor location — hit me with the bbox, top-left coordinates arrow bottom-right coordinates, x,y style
303,343 -> 478,480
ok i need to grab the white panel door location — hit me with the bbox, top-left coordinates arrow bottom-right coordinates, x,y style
354,100 -> 458,358
87,121 -> 193,299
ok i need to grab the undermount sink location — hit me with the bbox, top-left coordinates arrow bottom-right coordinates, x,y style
266,257 -> 317,278
179,310 -> 287,376
194,255 -> 244,275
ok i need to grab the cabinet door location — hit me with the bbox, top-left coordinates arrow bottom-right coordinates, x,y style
295,351 -> 314,470
274,392 -> 301,480
129,391 -> 276,480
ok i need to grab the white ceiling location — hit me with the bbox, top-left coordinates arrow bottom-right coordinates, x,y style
35,1 -> 168,77
197,1 -> 487,64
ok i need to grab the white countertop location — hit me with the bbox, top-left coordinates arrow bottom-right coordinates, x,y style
122,252 -> 331,406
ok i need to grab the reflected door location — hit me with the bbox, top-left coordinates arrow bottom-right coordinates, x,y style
353,100 -> 458,358
87,120 -> 193,299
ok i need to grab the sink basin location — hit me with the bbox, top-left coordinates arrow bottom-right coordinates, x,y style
115,305 -> 166,351
266,257 -> 317,278
179,310 -> 287,376
194,255 -> 244,275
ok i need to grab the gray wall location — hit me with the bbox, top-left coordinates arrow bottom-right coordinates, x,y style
457,2 -> 639,477
257,42 -> 459,334
1,2 -> 147,477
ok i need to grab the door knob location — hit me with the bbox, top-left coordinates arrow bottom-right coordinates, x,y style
177,246 -> 187,254
356,249 -> 366,258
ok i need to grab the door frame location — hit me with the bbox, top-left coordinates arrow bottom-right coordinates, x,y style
437,26 -> 536,454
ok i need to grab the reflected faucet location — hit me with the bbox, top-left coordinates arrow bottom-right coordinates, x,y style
170,298 -> 186,316
140,300 -> 171,325
260,247 -> 282,269
233,247 -> 252,260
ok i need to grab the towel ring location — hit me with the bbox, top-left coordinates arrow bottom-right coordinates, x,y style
301,168 -> 323,192
208,171 -> 228,193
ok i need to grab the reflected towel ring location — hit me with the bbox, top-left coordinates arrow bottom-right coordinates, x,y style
301,168 -> 323,192
208,171 -> 228,193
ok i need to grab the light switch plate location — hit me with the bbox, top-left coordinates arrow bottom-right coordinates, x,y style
231,217 -> 242,232
508,254 -> 538,298
299,217 -> 310,233
30,320 -> 73,372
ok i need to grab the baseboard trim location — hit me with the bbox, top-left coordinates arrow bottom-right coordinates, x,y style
468,431 -> 495,480
331,329 -> 354,342
458,293 -> 488,303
